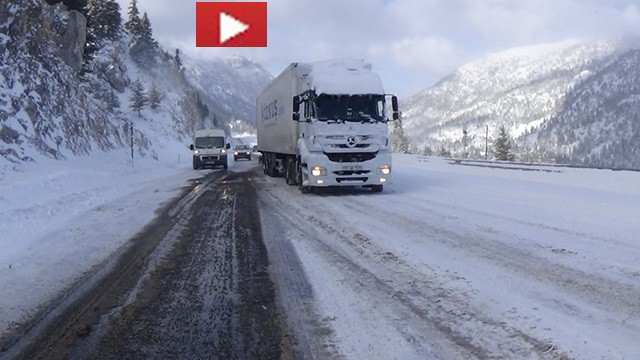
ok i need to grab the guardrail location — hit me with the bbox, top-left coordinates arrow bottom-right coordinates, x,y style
435,158 -> 640,173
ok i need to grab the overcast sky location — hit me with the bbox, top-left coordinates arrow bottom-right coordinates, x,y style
116,0 -> 640,96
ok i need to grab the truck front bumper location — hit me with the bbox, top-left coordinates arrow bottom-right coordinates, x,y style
303,152 -> 392,187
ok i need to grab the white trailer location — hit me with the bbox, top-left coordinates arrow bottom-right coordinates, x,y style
256,59 -> 398,193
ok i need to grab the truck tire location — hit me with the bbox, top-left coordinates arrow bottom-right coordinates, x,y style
192,157 -> 200,170
266,153 -> 276,177
297,160 -> 311,193
285,158 -> 297,186
223,160 -> 228,170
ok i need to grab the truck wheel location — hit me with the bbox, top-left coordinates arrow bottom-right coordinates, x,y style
371,185 -> 383,193
192,157 -> 200,170
266,153 -> 276,177
223,161 -> 228,170
285,158 -> 297,186
297,160 -> 311,193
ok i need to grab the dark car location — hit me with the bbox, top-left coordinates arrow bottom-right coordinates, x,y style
233,144 -> 252,161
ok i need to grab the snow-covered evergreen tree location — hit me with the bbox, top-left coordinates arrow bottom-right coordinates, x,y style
148,83 -> 162,109
124,0 -> 142,35
130,12 -> 158,67
438,144 -> 451,157
86,0 -> 121,42
420,146 -> 433,156
461,127 -> 469,158
175,49 -> 183,70
392,119 -> 410,153
129,78 -> 147,116
493,125 -> 515,161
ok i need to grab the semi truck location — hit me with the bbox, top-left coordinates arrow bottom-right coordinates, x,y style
256,59 -> 398,193
189,129 -> 230,170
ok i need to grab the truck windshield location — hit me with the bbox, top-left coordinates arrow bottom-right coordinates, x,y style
314,94 -> 385,122
195,137 -> 225,149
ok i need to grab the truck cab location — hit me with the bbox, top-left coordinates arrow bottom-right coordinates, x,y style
190,129 -> 230,170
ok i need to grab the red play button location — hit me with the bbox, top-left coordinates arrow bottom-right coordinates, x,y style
196,2 -> 267,47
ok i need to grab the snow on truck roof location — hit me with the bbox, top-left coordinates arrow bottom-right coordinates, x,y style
297,59 -> 385,95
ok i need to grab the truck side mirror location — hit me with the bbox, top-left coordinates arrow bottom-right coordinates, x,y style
189,144 -> 194,151
226,143 -> 231,149
391,96 -> 399,120
293,96 -> 300,121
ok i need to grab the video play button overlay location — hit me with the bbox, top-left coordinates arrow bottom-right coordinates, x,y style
196,2 -> 268,48
220,12 -> 249,44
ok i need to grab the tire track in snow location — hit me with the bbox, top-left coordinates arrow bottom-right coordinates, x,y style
342,194 -> 640,320
257,180 -> 566,359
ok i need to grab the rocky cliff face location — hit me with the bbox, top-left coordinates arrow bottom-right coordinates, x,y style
0,0 -> 272,170
1,0 -> 121,163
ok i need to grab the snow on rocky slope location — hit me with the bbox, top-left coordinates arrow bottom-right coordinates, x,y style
401,39 -> 640,168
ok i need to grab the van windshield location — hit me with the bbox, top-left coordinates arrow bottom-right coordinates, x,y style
314,94 -> 385,122
195,136 -> 225,149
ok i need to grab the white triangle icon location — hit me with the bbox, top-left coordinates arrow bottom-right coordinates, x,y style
220,12 -> 249,44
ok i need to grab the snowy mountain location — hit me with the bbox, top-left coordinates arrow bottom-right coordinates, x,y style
184,55 -> 273,131
0,0 -> 271,172
401,40 -> 640,168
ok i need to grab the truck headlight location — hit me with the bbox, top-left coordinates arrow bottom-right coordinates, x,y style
234,152 -> 239,155
221,149 -> 227,154
378,165 -> 391,175
311,166 -> 326,176
194,150 -> 200,155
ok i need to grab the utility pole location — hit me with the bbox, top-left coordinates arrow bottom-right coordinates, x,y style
485,124 -> 489,160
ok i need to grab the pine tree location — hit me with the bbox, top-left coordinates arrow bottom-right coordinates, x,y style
391,118 -> 410,153
86,0 -> 122,42
105,88 -> 120,109
420,146 -> 433,156
130,12 -> 158,67
174,49 -> 183,69
148,83 -> 162,109
438,144 -> 451,157
124,0 -> 142,35
129,78 -> 147,116
461,127 -> 469,158
140,13 -> 155,41
493,125 -> 515,161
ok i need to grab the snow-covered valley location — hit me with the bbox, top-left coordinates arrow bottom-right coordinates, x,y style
1,153 -> 638,359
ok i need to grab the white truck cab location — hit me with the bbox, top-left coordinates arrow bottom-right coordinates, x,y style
189,129 -> 230,170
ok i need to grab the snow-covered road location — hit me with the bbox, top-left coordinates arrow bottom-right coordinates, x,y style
1,153 -> 639,359
258,156 -> 640,359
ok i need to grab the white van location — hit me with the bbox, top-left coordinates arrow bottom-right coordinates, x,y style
189,129 -> 230,170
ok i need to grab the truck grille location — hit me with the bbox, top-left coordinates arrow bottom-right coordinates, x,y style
333,170 -> 370,176
336,177 -> 368,183
325,152 -> 377,163
331,144 -> 371,149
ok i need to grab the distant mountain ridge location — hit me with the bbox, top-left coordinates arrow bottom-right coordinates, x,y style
401,40 -> 640,168
184,55 -> 273,131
